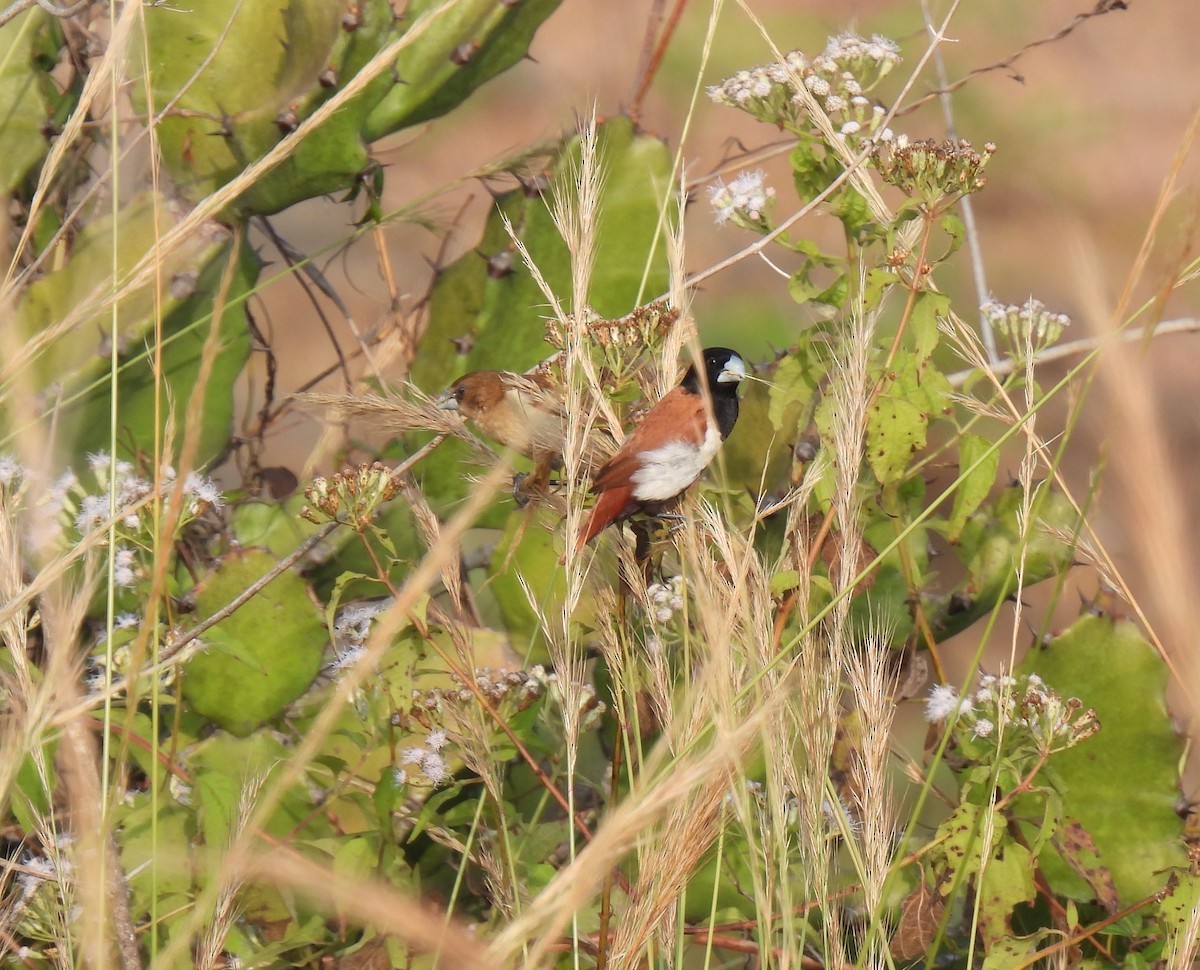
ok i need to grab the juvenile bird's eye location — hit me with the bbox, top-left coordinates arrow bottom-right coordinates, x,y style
454,385 -> 467,400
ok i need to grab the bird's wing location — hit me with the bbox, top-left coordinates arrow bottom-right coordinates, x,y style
591,388 -> 704,492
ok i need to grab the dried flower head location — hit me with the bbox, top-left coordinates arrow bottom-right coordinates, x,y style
543,301 -> 679,353
301,462 -> 403,528
873,137 -> 995,206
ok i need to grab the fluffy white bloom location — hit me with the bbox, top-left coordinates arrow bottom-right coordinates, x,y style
183,472 -> 224,510
75,494 -> 107,533
420,752 -> 448,784
924,683 -> 961,722
0,456 -> 25,486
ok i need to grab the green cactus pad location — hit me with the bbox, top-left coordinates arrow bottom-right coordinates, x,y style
182,548 -> 327,737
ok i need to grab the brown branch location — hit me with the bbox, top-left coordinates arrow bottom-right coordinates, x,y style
629,0 -> 689,124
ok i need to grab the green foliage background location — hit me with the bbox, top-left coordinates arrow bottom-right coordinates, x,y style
0,1 -> 1196,968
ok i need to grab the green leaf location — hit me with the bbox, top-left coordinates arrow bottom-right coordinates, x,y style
937,211 -> 966,262
947,433 -> 1000,541
909,291 -> 950,370
927,485 -> 1080,642
117,798 -> 196,909
373,764 -> 406,827
1019,613 -> 1187,905
769,570 -> 801,596
933,801 -> 989,889
787,258 -> 846,308
10,749 -> 55,835
182,548 -> 327,736
865,394 -> 926,485
231,496 -> 323,560
486,506 -> 572,660
885,349 -> 952,418
980,934 -> 1045,970
1159,873 -> 1200,948
1050,818 -> 1120,915
202,627 -> 272,677
977,842 -> 1036,947
766,352 -> 819,432
333,836 -> 378,879
0,10 -> 51,191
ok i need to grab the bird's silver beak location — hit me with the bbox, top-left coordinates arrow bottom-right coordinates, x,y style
435,391 -> 459,411
717,355 -> 747,384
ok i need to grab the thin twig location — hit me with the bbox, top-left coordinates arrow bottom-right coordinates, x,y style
0,0 -> 88,28
0,0 -> 36,28
257,218 -> 353,390
899,0 -> 1129,117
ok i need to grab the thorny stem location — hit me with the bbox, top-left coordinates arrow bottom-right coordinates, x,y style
876,208 -> 938,388
899,0 -> 1129,117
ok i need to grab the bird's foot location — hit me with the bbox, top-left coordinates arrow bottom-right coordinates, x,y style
510,473 -> 533,507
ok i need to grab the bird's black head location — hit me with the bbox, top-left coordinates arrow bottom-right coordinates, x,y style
681,347 -> 746,439
681,347 -> 747,396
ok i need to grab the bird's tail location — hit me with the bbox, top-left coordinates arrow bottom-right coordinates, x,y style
568,487 -> 632,557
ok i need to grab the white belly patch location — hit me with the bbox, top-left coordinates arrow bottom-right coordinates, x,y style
629,424 -> 723,501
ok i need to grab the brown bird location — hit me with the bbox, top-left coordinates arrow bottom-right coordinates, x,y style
573,347 -> 747,552
437,369 -> 562,460
436,367 -> 573,498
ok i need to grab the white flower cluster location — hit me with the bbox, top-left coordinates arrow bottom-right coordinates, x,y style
0,450 -> 224,553
819,32 -> 902,75
75,453 -> 223,534
398,728 -> 452,786
708,170 -> 775,228
15,850 -> 68,903
707,49 -> 807,111
982,297 -> 1071,355
646,575 -> 685,624
707,32 -> 901,141
328,601 -> 388,672
925,671 -> 1099,753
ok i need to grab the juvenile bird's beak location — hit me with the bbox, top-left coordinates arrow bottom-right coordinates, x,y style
718,355 -> 747,383
435,391 -> 459,411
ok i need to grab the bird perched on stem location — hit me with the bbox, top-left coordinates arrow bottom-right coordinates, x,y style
573,347 -> 747,552
436,369 -> 562,461
436,368 -> 566,497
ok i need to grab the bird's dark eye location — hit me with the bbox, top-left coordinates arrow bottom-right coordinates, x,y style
453,385 -> 467,400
